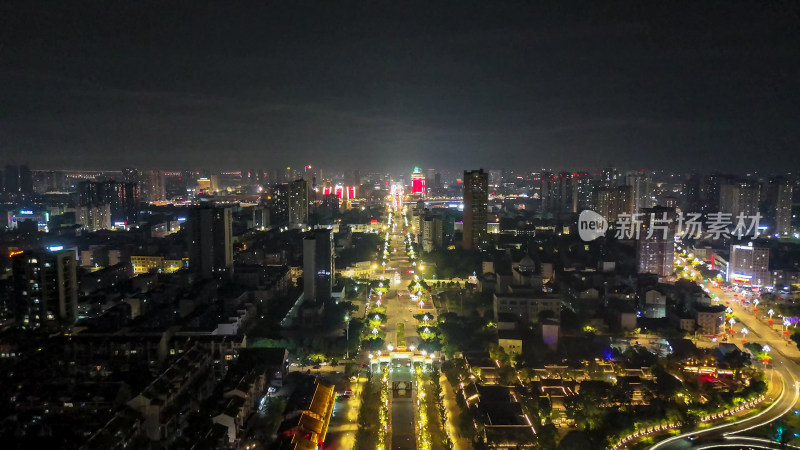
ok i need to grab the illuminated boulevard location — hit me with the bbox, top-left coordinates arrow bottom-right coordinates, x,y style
649,250 -> 800,449
384,201 -> 422,450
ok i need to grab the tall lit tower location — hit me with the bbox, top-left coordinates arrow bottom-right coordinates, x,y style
410,167 -> 426,197
463,169 -> 489,251
288,179 -> 309,227
776,180 -> 793,237
186,205 -> 233,280
303,229 -> 334,302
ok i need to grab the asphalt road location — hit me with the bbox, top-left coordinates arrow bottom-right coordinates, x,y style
324,376 -> 364,450
327,202 -> 434,450
382,208 -> 422,449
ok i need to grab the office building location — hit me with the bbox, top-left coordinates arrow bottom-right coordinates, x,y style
186,205 -> 233,279
637,207 -> 676,277
12,249 -> 78,328
463,169 -> 489,251
303,229 -> 334,302
288,179 -> 309,227
728,243 -> 770,288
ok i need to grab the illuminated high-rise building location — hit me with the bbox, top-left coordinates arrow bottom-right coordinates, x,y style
410,167 -> 426,196
78,180 -> 139,223
545,172 -> 577,214
266,184 -> 289,223
288,179 -> 309,226
728,243 -> 769,288
625,170 -> 653,214
12,249 -> 78,328
600,167 -> 620,189
141,170 -> 166,203
720,180 -> 760,218
186,205 -> 233,279
636,206 -> 676,278
303,229 -> 334,302
463,169 -> 489,251
32,170 -> 67,193
595,185 -> 633,223
575,171 -> 596,210
774,179 -> 793,237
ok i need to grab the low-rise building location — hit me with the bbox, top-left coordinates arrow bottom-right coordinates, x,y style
693,304 -> 725,335
493,288 -> 561,323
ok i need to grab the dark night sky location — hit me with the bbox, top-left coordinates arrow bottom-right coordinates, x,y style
1,0 -> 799,173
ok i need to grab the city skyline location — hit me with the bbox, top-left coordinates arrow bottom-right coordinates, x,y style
2,3 -> 800,449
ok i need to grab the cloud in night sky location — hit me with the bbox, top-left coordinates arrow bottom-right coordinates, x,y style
1,0 -> 799,173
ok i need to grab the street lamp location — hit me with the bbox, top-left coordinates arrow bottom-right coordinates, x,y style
387,343 -> 394,351
763,344 -> 771,353
768,309 -> 775,319
345,315 -> 351,359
